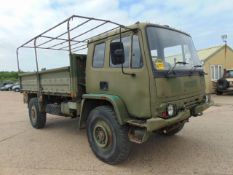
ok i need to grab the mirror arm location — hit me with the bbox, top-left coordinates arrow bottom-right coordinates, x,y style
121,64 -> 136,77
119,26 -> 135,77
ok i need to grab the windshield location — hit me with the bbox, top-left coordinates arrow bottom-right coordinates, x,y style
147,26 -> 202,71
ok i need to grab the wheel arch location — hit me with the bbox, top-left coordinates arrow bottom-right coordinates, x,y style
79,94 -> 130,129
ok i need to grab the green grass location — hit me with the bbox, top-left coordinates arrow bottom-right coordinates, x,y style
0,71 -> 18,83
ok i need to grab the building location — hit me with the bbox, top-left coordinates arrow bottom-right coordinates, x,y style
197,45 -> 233,93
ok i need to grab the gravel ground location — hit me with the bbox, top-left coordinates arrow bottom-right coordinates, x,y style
0,92 -> 233,175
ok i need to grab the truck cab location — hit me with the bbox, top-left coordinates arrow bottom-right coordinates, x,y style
85,22 -> 211,132
17,15 -> 212,165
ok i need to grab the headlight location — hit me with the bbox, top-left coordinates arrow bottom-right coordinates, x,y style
167,104 -> 175,117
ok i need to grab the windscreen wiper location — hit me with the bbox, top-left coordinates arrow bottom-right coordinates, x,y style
190,64 -> 202,74
193,64 -> 202,69
189,64 -> 204,76
167,61 -> 188,76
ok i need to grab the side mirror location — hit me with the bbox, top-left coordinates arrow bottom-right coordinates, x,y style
110,42 -> 125,65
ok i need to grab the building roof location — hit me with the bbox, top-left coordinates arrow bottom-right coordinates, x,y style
197,45 -> 224,61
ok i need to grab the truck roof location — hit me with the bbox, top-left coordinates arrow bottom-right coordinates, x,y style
89,22 -> 190,43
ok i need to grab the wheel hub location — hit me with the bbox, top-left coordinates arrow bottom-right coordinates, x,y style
31,106 -> 37,123
93,121 -> 111,148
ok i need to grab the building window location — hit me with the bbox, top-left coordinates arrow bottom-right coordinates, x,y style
210,65 -> 223,81
93,43 -> 105,68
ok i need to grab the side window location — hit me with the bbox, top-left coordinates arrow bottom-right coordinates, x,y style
132,35 -> 143,68
93,43 -> 105,68
183,44 -> 191,63
110,36 -> 130,68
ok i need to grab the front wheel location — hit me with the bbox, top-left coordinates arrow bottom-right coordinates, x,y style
86,106 -> 131,164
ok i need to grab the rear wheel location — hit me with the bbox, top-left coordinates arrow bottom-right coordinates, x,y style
159,122 -> 185,136
28,98 -> 46,129
86,106 -> 131,164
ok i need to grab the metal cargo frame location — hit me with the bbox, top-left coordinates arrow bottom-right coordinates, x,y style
16,15 -> 130,98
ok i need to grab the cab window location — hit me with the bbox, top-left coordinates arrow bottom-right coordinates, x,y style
110,35 -> 143,68
131,35 -> 143,68
110,36 -> 130,68
93,43 -> 105,68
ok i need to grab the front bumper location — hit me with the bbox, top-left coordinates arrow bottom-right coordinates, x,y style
127,100 -> 213,143
128,101 -> 212,132
147,101 -> 212,132
192,100 -> 213,116
146,109 -> 190,132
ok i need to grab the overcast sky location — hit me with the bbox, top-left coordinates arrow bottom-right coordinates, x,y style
0,0 -> 232,71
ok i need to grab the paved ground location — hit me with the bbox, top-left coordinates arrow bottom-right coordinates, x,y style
0,92 -> 233,175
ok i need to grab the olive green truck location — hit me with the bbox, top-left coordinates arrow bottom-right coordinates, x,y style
17,15 -> 212,164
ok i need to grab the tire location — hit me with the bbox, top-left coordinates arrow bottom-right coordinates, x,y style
159,122 -> 185,136
86,106 -> 131,164
28,98 -> 46,129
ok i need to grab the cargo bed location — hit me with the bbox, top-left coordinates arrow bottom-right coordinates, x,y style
20,66 -> 71,96
19,54 -> 86,98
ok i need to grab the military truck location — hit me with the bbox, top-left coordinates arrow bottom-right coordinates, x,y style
216,68 -> 233,95
17,15 -> 212,164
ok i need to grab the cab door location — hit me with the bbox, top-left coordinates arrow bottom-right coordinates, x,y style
86,31 -> 150,118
